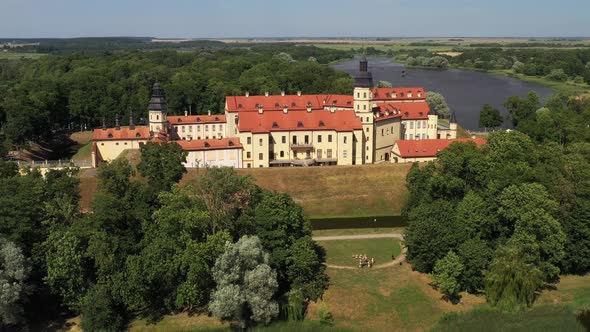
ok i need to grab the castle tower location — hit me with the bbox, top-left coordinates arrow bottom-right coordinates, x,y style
354,56 -> 375,164
148,82 -> 168,135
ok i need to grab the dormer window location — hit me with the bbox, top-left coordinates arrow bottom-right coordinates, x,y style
107,133 -> 113,138
291,102 -> 296,107
215,117 -> 219,121
238,104 -> 243,109
177,118 -> 182,122
272,122 -> 279,128
255,103 -> 260,108
135,133 -> 141,138
229,141 -> 234,146
374,93 -> 379,97
297,121 -> 304,128
400,93 -> 405,98
386,93 -> 390,98
197,117 -> 201,122
204,142 -> 210,147
319,121 -> 325,127
275,103 -> 280,108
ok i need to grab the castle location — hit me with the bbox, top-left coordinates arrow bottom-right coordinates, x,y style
92,57 -> 461,168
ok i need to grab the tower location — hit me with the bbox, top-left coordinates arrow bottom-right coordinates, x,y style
354,56 -> 375,164
148,82 -> 168,135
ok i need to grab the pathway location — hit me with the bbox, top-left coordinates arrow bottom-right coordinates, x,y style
312,233 -> 406,270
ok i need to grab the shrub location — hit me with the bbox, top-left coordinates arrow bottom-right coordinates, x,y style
546,69 -> 569,82
318,305 -> 334,326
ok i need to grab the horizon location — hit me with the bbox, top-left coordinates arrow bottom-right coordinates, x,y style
1,0 -> 589,38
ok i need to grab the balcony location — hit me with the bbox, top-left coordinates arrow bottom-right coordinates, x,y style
290,142 -> 314,149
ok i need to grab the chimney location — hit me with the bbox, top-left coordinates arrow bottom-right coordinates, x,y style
330,107 -> 335,113
265,91 -> 269,97
297,91 -> 302,96
184,110 -> 188,116
283,105 -> 288,114
115,114 -> 120,130
208,110 -> 211,116
245,91 -> 250,98
129,110 -> 135,130
258,105 -> 264,114
281,91 -> 285,96
102,117 -> 107,130
306,103 -> 312,113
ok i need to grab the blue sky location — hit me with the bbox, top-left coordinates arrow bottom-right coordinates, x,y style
1,0 -> 588,38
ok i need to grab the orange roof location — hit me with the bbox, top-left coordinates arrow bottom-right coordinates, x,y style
93,126 -> 150,141
168,114 -> 226,125
238,109 -> 362,133
226,94 -> 352,112
372,87 -> 426,101
175,138 -> 242,151
393,138 -> 487,158
375,102 -> 431,121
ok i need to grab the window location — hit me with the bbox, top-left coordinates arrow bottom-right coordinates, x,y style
247,137 -> 252,145
293,136 -> 297,144
318,135 -> 322,143
156,115 -> 159,120
182,126 -> 185,132
205,125 -> 209,132
197,125 -> 201,131
259,153 -> 263,160
363,92 -> 367,98
259,138 -> 263,146
327,149 -> 333,159
357,105 -> 360,110
363,105 -> 367,110
219,124 -> 222,131
328,135 -> 332,143
357,93 -> 360,98
188,126 -> 192,132
382,129 -> 384,136
344,136 -> 348,144
282,136 -> 286,144
366,117 -> 369,122
317,149 -> 323,159
116,142 -> 119,146
306,150 -> 311,159
304,135 -> 309,144
343,150 -> 348,158
247,163 -> 251,168
366,127 -> 370,133
409,122 -> 414,130
247,152 -> 251,159
280,151 -> 284,158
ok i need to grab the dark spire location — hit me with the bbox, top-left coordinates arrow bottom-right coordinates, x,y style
101,116 -> 106,130
148,81 -> 168,113
450,111 -> 458,123
129,109 -> 135,130
115,113 -> 120,130
354,57 -> 373,88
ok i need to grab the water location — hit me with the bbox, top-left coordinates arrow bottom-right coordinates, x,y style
311,215 -> 407,230
332,57 -> 554,131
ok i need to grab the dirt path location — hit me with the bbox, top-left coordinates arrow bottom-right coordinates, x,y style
313,233 -> 406,270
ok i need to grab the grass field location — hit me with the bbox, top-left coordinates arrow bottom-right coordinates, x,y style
182,163 -> 412,218
313,227 -> 405,237
0,52 -> 45,59
318,238 -> 401,267
487,69 -> 590,95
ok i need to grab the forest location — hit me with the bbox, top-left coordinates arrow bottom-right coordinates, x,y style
404,93 -> 590,311
0,45 -> 354,150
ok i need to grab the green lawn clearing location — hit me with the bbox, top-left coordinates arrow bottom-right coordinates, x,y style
318,238 -> 401,267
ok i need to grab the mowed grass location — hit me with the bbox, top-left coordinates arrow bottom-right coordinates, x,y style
318,238 -> 401,267
0,52 -> 45,59
313,227 -> 405,237
130,313 -> 229,332
182,163 -> 412,218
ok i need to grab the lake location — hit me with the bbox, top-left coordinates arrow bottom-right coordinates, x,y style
332,57 -> 554,131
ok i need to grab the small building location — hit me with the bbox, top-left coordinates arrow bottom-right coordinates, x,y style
92,126 -> 150,167
391,137 -> 487,163
175,138 -> 242,169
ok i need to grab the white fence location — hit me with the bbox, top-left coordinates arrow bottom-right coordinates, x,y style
15,159 -> 93,169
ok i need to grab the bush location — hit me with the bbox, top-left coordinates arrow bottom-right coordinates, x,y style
317,305 -> 334,326
512,61 -> 525,73
80,284 -> 126,332
546,69 -> 569,82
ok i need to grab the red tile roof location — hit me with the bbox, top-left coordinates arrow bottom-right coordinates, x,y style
93,126 -> 150,141
393,138 -> 487,158
375,102 -> 431,121
226,94 -> 352,112
372,87 -> 426,101
175,138 -> 242,151
238,109 -> 362,133
168,114 -> 226,125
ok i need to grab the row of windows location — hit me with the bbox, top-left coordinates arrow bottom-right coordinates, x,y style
381,126 -> 396,136
356,104 -> 368,111
179,124 -> 224,133
246,134 -> 344,145
404,134 -> 429,140
405,120 -> 428,130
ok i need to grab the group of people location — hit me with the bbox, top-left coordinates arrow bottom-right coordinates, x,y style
352,254 -> 376,268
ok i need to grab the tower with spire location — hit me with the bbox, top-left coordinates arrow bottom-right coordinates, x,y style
354,56 -> 375,164
148,82 -> 168,135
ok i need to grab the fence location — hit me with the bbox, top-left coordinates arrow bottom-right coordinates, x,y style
15,159 -> 93,169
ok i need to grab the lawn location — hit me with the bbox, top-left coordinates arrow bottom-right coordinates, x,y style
318,238 -> 401,267
0,52 -> 45,60
182,163 -> 412,219
313,227 -> 405,237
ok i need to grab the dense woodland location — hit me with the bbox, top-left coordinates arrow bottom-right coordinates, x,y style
0,45 -> 354,149
404,94 -> 590,310
0,142 -> 328,331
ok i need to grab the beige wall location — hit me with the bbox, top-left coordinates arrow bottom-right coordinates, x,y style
375,118 -> 401,163
172,123 -> 226,141
96,139 -> 147,162
184,149 -> 241,168
149,111 -> 167,134
401,115 -> 438,140
354,87 -> 374,164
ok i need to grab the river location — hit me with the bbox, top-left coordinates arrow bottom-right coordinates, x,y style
331,57 -> 554,131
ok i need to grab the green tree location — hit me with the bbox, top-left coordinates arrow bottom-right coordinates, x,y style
432,251 -> 464,302
376,80 -> 392,88
80,283 -> 126,332
137,142 -> 187,192
479,104 -> 503,130
485,246 -> 543,312
457,238 -> 493,293
546,69 -> 569,82
426,92 -> 451,119
0,160 -> 18,179
0,238 -> 30,327
209,235 -> 279,327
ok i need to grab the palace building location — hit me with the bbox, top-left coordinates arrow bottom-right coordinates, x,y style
92,58 -> 459,168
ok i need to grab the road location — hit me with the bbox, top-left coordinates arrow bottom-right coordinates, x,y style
312,233 -> 406,270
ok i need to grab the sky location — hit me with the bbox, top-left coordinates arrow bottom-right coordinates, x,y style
1,0 -> 589,38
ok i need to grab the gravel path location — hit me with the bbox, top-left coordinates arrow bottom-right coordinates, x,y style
313,233 -> 406,270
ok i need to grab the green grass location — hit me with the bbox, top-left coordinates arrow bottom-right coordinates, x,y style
72,142 -> 92,161
312,227 -> 405,237
251,321 -> 355,332
430,305 -> 587,332
0,52 -> 45,60
487,69 -> 590,95
318,238 -> 401,267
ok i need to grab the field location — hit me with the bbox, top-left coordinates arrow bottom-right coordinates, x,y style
0,52 -> 45,60
181,163 -> 412,218
487,69 -> 590,95
318,238 -> 401,267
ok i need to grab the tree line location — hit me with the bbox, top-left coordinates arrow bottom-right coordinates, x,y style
404,93 -> 590,310
0,142 -> 328,331
0,45 -> 354,150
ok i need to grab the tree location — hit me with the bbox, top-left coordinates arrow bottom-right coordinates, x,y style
479,104 -> 503,130
512,61 -> 525,73
0,238 -> 30,327
432,251 -> 463,302
485,246 -> 543,312
546,69 -> 569,82
457,238 -> 492,293
0,160 -> 18,179
80,283 -> 126,332
137,142 -> 187,192
96,159 -> 134,199
426,92 -> 451,119
376,80 -> 392,88
209,235 -> 279,327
